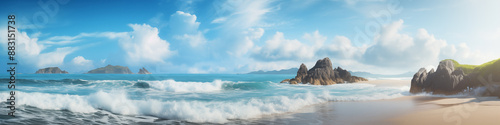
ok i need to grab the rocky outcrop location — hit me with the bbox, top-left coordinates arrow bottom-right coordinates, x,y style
411,59 -> 500,97
281,63 -> 309,84
134,82 -> 150,88
35,67 -> 68,74
281,57 -> 367,85
411,60 -> 467,94
138,67 -> 152,74
86,65 -> 133,74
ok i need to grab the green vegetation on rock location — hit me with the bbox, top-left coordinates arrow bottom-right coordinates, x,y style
443,59 -> 477,74
443,58 -> 500,75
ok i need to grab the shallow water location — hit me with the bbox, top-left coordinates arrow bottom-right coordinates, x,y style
0,74 -> 410,124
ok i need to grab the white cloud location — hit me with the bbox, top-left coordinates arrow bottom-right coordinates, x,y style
36,47 -> 75,68
0,27 -> 76,68
252,32 -> 314,61
303,31 -> 327,47
231,28 -> 265,56
214,0 -> 273,29
211,17 -> 227,24
320,36 -> 367,59
252,30 -> 365,62
244,28 -> 265,40
174,32 -> 207,47
117,24 -> 176,65
4,23 -> 175,71
169,11 -> 200,34
16,31 -> 44,56
212,0 -> 274,56
38,32 -> 128,45
248,19 -> 488,74
362,20 -> 485,69
223,28 -> 266,56
69,56 -> 94,73
72,56 -> 93,66
374,20 -> 414,52
170,11 -> 208,48
342,0 -> 386,5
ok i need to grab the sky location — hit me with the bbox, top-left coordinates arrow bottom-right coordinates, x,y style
1,0 -> 499,74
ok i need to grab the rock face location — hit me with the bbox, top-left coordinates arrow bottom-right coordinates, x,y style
281,57 -> 367,85
87,65 -> 133,74
35,67 -> 68,74
133,82 -> 150,88
411,59 -> 500,97
138,67 -> 152,74
410,60 -> 466,94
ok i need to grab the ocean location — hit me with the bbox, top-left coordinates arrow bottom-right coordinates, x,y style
0,74 -> 410,124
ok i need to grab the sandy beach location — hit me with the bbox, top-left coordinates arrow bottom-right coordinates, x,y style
364,80 -> 500,125
387,97 -> 500,125
249,80 -> 500,125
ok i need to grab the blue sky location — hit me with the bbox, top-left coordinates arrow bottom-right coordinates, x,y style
1,0 -> 500,74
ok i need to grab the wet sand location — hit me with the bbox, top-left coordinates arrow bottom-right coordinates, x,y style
387,97 -> 500,125
246,95 -> 444,125
363,80 -> 500,125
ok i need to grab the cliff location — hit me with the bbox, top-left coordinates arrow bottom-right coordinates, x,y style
411,59 -> 500,97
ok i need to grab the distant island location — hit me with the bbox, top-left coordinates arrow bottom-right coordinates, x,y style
86,65 -> 133,74
33,65 -> 152,74
350,71 -> 414,78
247,68 -> 298,74
411,59 -> 500,97
35,67 -> 68,74
281,57 -> 367,85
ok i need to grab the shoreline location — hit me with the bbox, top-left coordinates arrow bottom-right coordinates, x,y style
359,79 -> 500,125
386,96 -> 500,125
247,95 -> 445,125
249,80 -> 500,125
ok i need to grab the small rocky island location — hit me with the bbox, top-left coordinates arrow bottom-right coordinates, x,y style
281,57 -> 367,85
35,67 -> 68,74
86,65 -> 133,74
138,67 -> 152,74
411,59 -> 500,97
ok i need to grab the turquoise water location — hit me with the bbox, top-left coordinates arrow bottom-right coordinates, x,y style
0,74 -> 409,124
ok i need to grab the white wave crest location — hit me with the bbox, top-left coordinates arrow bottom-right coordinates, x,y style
0,83 -> 409,123
143,79 -> 230,92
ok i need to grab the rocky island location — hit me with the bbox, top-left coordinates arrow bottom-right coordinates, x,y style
281,57 -> 367,85
411,59 -> 500,97
35,67 -> 68,74
138,67 -> 152,74
86,65 -> 133,74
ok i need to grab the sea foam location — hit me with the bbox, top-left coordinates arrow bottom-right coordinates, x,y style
142,79 -> 230,92
0,82 -> 409,123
